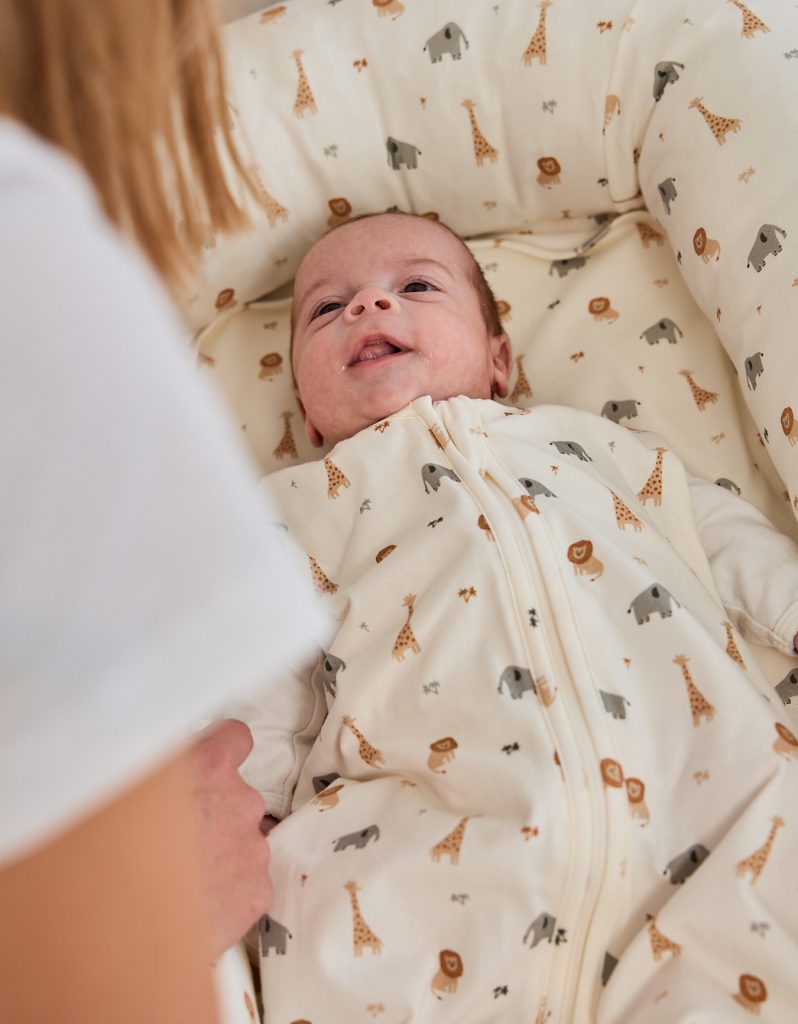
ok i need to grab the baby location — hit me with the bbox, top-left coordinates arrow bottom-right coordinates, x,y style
238,212 -> 798,1023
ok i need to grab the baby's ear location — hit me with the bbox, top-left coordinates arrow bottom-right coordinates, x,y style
490,333 -> 513,399
295,392 -> 325,447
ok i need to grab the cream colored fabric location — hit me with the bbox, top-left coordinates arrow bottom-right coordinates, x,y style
248,396 -> 798,1022
196,0 -> 798,525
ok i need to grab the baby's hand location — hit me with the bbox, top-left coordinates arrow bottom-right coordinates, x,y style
794,631 -> 798,655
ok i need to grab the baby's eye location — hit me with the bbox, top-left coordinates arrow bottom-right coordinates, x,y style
310,300 -> 343,320
402,280 -> 437,293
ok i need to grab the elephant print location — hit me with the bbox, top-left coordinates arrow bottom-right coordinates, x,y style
497,665 -> 535,699
519,477 -> 556,499
601,399 -> 640,424
745,352 -> 764,390
549,440 -> 592,462
318,651 -> 346,699
628,583 -> 680,624
332,825 -> 380,851
640,318 -> 683,345
524,912 -> 567,948
424,23 -> 468,62
652,61 -> 684,102
421,463 -> 461,493
259,914 -> 293,956
600,690 -> 630,719
747,224 -> 786,272
386,136 -> 421,170
549,256 -> 587,277
776,668 -> 798,705
657,177 -> 677,213
663,843 -> 710,884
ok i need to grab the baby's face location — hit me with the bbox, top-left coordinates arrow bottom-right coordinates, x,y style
291,214 -> 511,446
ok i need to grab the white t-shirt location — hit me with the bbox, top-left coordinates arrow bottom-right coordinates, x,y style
0,119 -> 321,865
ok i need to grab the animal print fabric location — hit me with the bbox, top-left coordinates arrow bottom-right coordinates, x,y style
197,0 -> 798,530
249,395 -> 798,1023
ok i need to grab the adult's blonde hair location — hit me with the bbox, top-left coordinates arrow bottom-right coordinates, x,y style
0,0 -> 259,289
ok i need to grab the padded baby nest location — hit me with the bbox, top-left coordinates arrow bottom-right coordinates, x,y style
197,0 -> 798,525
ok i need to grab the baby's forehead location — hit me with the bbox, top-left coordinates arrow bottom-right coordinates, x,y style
295,216 -> 470,288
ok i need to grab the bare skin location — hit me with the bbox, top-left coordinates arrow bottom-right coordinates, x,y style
190,719 -> 274,956
0,753 -> 219,1024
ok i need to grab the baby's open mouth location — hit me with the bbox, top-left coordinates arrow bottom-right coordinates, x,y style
350,338 -> 406,365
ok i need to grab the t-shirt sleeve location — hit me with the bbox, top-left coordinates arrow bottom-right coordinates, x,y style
0,123 -> 322,864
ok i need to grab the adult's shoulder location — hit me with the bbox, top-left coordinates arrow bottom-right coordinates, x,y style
0,117 -> 99,208
0,117 -> 186,366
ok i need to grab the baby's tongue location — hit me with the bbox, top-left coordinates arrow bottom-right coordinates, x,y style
356,341 -> 398,362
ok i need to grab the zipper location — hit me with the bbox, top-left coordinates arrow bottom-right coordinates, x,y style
416,400 -> 626,1020
485,468 -> 616,1020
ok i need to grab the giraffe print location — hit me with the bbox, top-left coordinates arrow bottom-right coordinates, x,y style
636,221 -> 664,248
688,97 -> 742,144
728,0 -> 770,38
679,370 -> 719,411
461,100 -> 499,166
273,411 -> 297,461
736,816 -> 785,884
646,913 -> 682,961
344,881 -> 383,956
292,49 -> 317,118
324,457 -> 350,499
723,620 -> 746,669
247,165 -> 289,227
430,816 -> 476,865
510,354 -> 533,403
611,490 -> 643,531
674,655 -> 716,726
343,715 -> 385,768
522,0 -> 553,65
308,554 -> 339,594
392,593 -> 421,660
637,447 -> 668,507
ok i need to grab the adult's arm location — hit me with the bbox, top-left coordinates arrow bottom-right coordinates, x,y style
0,751 -> 218,1024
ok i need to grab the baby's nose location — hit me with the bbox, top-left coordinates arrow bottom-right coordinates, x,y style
344,287 -> 400,321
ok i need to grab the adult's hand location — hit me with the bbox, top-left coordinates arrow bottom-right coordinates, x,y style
190,719 -> 273,958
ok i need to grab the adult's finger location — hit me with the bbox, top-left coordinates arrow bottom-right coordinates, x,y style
194,718 -> 254,770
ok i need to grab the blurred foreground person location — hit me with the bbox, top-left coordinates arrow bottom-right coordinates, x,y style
0,2 -> 318,1021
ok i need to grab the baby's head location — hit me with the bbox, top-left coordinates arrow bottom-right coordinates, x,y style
290,211 -> 512,446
